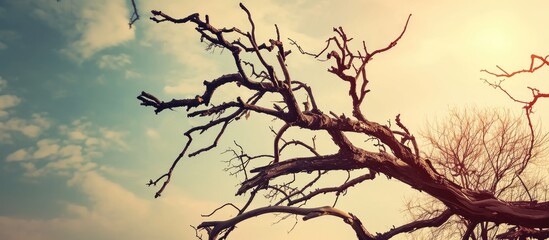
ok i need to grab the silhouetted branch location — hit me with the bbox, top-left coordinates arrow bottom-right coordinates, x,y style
139,3 -> 549,240
481,54 -> 549,78
128,0 -> 139,28
202,203 -> 240,217
287,170 -> 376,206
197,206 -> 375,240
496,226 -> 549,239
377,209 -> 453,240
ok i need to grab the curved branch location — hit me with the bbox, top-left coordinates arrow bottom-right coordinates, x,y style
201,203 -> 240,217
239,140 -> 549,228
197,205 -> 375,240
481,54 -> 549,78
288,170 -> 376,206
273,123 -> 292,163
279,140 -> 320,157
377,209 -> 453,240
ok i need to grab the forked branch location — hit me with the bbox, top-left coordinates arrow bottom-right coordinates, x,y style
139,3 -> 549,240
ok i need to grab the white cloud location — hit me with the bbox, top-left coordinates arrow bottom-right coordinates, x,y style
6,148 -> 30,162
44,144 -> 84,174
5,119 -> 41,138
124,70 -> 141,79
140,1 -> 228,77
32,139 -> 60,159
0,171 -> 218,240
0,117 -> 48,140
0,169 -> 363,240
7,119 -> 127,177
62,120 -> 127,149
145,128 -> 159,139
139,0 -> 319,101
0,95 -> 20,107
85,137 -> 99,146
97,53 -> 131,70
31,113 -> 51,128
0,94 -> 21,117
0,97 -> 51,141
99,128 -> 127,149
65,1 -> 135,59
45,155 -> 87,172
12,140 -> 84,176
26,0 -> 134,60
20,162 -> 44,177
0,77 -> 22,117
20,125 -> 40,137
163,81 -> 204,96
70,119 -> 91,128
68,130 -> 87,140
98,165 -> 133,177
59,145 -> 83,159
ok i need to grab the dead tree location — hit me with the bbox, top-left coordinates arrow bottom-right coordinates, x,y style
407,107 -> 549,239
137,4 -> 549,240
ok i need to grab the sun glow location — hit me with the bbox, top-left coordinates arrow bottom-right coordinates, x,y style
459,8 -> 515,48
474,25 -> 513,53
462,10 -> 529,66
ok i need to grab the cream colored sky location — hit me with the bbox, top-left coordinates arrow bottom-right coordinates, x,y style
144,0 -> 549,121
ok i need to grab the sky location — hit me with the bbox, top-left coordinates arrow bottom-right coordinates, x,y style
1,0 -> 549,239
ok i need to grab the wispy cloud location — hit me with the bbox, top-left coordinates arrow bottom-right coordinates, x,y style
140,1 -> 229,78
0,113 -> 51,141
0,168 -> 359,240
163,81 -> 204,96
0,75 -> 51,142
26,0 -> 134,60
97,53 -> 131,70
64,0 -> 134,59
32,139 -> 60,159
138,0 -> 321,102
5,116 -> 127,178
145,128 -> 160,139
0,77 -> 20,117
0,95 -> 21,117
99,127 -> 128,149
124,70 -> 141,79
6,139 -> 59,162
0,171 -> 218,240
5,148 -> 30,162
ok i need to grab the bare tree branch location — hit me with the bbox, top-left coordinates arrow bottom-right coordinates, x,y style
197,206 -> 375,240
137,3 -> 549,239
377,209 -> 453,240
128,0 -> 139,28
